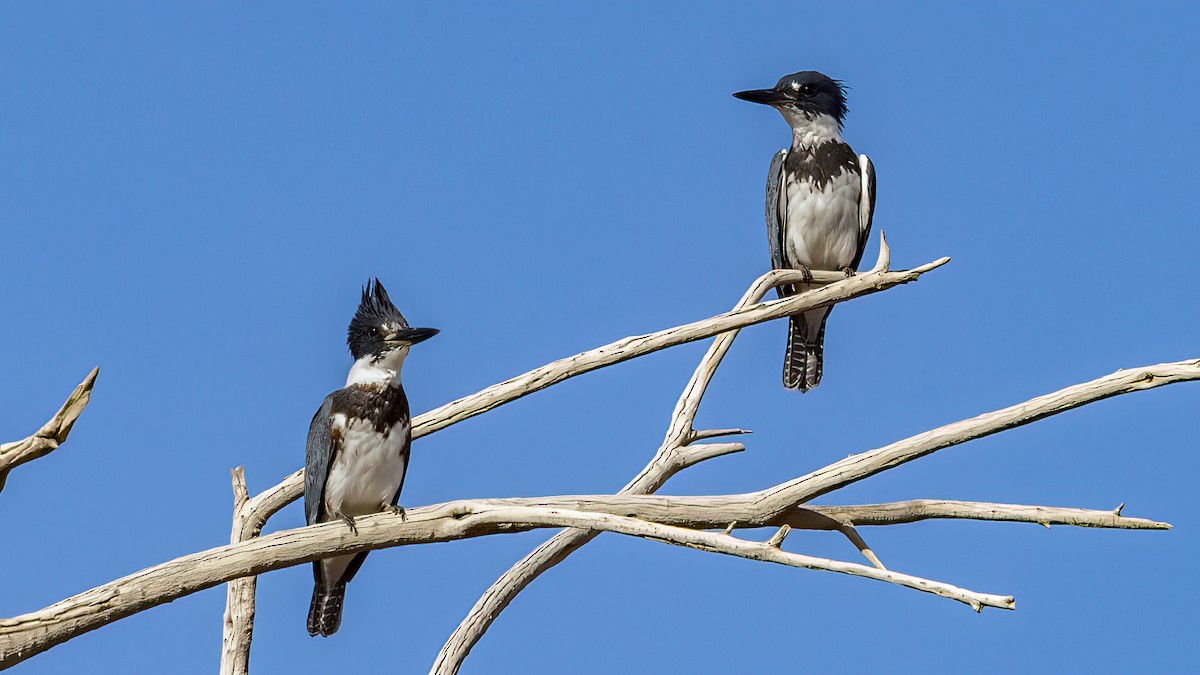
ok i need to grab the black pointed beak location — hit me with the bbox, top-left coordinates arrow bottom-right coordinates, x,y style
732,88 -> 792,106
389,327 -> 439,345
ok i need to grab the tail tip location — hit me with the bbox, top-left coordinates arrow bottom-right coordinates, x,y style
308,584 -> 346,637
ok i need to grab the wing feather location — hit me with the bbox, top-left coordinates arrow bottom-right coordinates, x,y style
765,149 -> 788,274
852,153 -> 876,270
304,394 -> 338,527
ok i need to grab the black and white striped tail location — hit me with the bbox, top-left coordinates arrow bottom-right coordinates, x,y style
307,580 -> 347,637
783,312 -> 827,392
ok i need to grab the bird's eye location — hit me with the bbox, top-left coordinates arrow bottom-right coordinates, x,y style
799,83 -> 816,96
369,326 -> 379,335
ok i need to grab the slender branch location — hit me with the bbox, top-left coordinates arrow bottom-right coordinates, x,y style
578,513 -> 1012,612
431,233 -> 897,674
810,500 -> 1172,530
0,367 -> 98,494
219,468 -> 255,675
447,360 -> 1197,532
754,358 -> 1200,512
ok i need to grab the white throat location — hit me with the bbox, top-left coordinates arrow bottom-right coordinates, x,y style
779,111 -> 843,148
345,347 -> 409,387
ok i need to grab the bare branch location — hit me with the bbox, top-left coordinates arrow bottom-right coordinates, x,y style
810,500 -> 1172,530
430,235 -> 909,674
227,243 -> 943,559
436,496 -> 1170,533
7,251 -> 1183,670
676,442 -> 746,465
433,264 -> 1199,674
0,367 -> 98,494
4,495 -> 1041,666
214,245 -> 937,673
219,468 -> 256,675
757,358 -> 1200,510
471,360 -> 1198,533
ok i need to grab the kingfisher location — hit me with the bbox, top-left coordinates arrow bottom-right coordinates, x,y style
734,71 -> 875,392
304,279 -> 438,636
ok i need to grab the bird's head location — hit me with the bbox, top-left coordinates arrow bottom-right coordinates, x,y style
733,71 -> 848,130
347,279 -> 438,363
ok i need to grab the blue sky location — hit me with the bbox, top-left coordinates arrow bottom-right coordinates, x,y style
2,2 -> 1197,673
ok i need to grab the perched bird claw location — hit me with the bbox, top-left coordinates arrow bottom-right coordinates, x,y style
339,513 -> 359,535
384,504 -> 407,521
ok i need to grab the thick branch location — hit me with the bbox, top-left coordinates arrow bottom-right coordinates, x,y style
454,496 -> 1173,532
3,494 -> 1043,667
431,235 -> 898,674
0,367 -> 98,494
0,487 -> 1168,667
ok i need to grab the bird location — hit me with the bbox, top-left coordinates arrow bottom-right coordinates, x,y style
304,279 -> 438,637
734,71 -> 875,392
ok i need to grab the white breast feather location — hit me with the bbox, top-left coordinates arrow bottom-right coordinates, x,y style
782,171 -> 862,271
322,414 -> 409,519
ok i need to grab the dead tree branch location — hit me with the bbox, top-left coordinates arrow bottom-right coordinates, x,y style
432,232 -> 897,674
0,486 -> 1170,667
806,500 -> 1170,530
221,235 -> 934,672
2,355 -> 1190,667
3,240 -> 1192,672
0,367 -> 98,495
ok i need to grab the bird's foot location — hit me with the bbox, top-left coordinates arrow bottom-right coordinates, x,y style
838,265 -> 856,279
795,265 -> 815,283
383,504 -> 407,522
337,512 -> 358,535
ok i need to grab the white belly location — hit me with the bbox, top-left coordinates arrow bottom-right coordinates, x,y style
323,414 -> 409,519
782,172 -> 861,271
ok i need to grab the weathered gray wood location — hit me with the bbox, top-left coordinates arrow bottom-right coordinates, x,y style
0,367 -> 97,494
222,235 -> 932,674
433,235 -> 899,674
0,490 -> 1172,667
3,236 -> 1192,672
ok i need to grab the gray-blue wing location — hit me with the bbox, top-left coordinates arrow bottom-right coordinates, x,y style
851,154 -> 876,271
304,394 -> 337,527
765,149 -> 788,273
